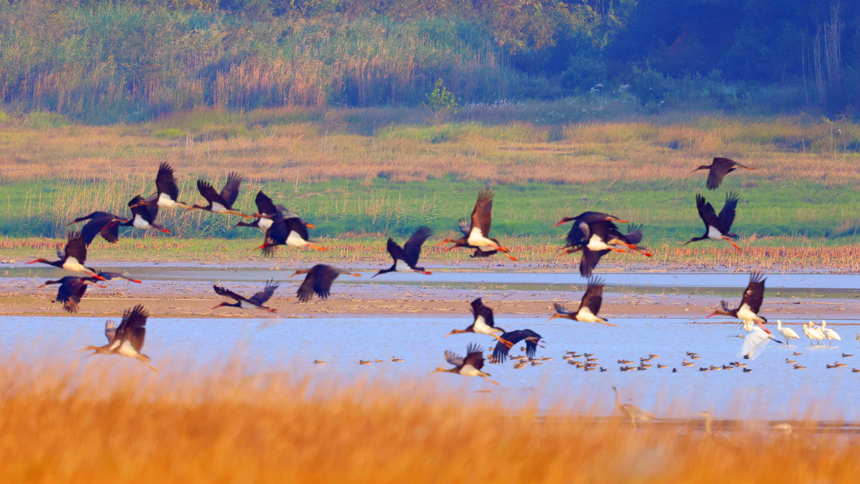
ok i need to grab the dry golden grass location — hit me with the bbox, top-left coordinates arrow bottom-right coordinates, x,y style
0,359 -> 858,483
1,110 -> 858,185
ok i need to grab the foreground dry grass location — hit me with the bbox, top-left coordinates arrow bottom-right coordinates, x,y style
0,361 -> 858,483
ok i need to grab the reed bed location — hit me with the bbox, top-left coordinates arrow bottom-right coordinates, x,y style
0,358 -> 858,483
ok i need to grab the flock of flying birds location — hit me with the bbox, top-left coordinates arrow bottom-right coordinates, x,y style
26,157 -> 853,379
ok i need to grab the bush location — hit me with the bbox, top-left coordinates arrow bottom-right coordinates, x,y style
560,55 -> 607,93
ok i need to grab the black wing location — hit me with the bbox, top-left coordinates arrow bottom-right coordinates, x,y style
742,271 -> 766,314
492,330 -> 542,363
155,163 -> 179,201
196,179 -> 223,206
386,238 -> 406,263
213,285 -> 246,303
255,191 -> 278,216
249,279 -> 279,306
707,158 -> 737,190
220,172 -> 243,209
261,213 -> 288,257
462,343 -> 485,371
470,298 -> 496,328
718,192 -> 739,233
579,247 -> 609,277
80,213 -> 121,246
297,265 -> 339,302
55,277 -> 87,313
579,276 -> 604,315
64,232 -> 88,264
623,224 -> 643,245
128,195 -> 157,224
695,194 -> 724,232
402,226 -> 433,266
286,217 -> 310,242
116,305 -> 149,352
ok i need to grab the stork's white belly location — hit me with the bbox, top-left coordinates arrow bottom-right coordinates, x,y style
472,316 -> 501,335
586,235 -> 610,251
258,218 -> 273,229
394,259 -> 412,272
132,214 -> 151,229
459,365 -> 481,377
63,257 -> 85,272
737,304 -> 758,322
707,226 -> 723,240
575,306 -> 601,323
286,230 -> 308,247
211,202 -> 228,213
467,228 -> 495,248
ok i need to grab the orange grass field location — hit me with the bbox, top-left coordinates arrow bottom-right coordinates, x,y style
0,358 -> 858,483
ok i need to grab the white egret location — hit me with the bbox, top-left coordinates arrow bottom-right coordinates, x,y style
776,320 -> 800,346
820,321 -> 841,346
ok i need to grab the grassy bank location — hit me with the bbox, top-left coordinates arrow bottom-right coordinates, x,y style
0,360 -> 857,483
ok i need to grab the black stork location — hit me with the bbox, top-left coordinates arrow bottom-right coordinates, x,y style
37,276 -> 105,313
455,218 -> 496,258
132,162 -> 190,210
373,226 -> 434,277
564,223 -> 651,277
553,211 -> 629,246
685,192 -> 741,251
79,304 -> 157,372
707,272 -> 770,332
97,271 -> 143,284
546,276 -> 615,326
258,212 -> 326,256
190,173 -> 250,217
430,343 -> 498,385
436,189 -> 517,261
235,191 -> 317,231
123,195 -> 171,234
445,298 -> 510,346
289,264 -> 360,302
27,232 -> 105,280
212,280 -> 279,312
694,157 -> 756,190
491,330 -> 543,364
67,212 -> 128,246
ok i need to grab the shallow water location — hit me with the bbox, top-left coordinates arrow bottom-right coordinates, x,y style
2,315 -> 858,421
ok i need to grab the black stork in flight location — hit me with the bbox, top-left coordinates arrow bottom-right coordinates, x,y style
685,192 -> 741,251
97,271 -> 143,284
132,162 -> 190,210
445,298 -> 510,346
694,157 -> 756,190
436,189 -> 517,261
258,211 -> 326,256
234,191 -> 316,231
707,271 -> 770,331
553,211 -> 629,246
38,275 -> 105,313
562,222 -> 651,277
373,226 -> 434,277
212,280 -> 279,312
190,173 -> 250,217
289,264 -> 360,302
27,232 -> 105,280
123,195 -> 171,234
80,304 -> 157,372
491,330 -> 543,364
430,343 -> 498,385
67,212 -> 128,246
546,276 -> 615,326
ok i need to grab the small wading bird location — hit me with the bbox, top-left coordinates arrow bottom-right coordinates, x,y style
212,279 -> 279,312
694,157 -> 756,190
546,277 -> 615,327
38,276 -> 105,313
445,298 -> 511,347
27,232 -> 105,280
776,320 -> 800,346
436,189 -> 517,261
685,192 -> 741,251
290,264 -> 360,302
190,173 -> 250,217
430,343 -> 498,386
612,386 -> 654,428
374,226 -> 434,277
491,330 -> 543,364
706,272 -> 769,333
258,212 -> 326,256
79,305 -> 157,372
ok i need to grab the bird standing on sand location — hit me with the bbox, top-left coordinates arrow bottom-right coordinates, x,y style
612,386 -> 654,428
37,276 -> 105,313
27,232 -> 106,280
685,193 -> 741,251
430,343 -> 498,385
694,157 -> 756,190
436,189 -> 517,261
374,226 -> 434,277
547,277 -> 615,326
79,304 -> 157,372
290,265 -> 360,302
212,280 -> 279,312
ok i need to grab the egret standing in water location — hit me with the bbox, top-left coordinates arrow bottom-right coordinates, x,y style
612,386 -> 654,428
